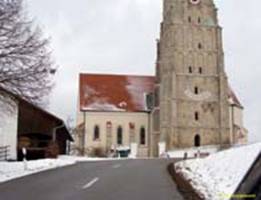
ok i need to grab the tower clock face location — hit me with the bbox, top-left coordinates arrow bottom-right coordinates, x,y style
190,0 -> 201,5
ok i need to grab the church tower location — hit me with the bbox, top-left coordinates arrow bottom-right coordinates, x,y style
153,0 -> 231,153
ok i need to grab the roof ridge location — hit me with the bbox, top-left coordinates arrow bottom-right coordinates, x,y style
79,72 -> 154,78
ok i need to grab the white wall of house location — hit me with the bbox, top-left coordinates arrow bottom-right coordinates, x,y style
0,95 -> 18,160
77,111 -> 150,157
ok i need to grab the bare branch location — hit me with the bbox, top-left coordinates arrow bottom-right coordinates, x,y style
0,0 -> 55,107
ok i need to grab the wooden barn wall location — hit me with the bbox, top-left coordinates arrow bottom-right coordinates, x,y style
17,102 -> 58,137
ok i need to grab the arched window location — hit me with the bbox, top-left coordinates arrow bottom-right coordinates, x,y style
198,43 -> 202,49
189,66 -> 193,73
140,127 -> 146,145
94,125 -> 100,140
199,67 -> 202,74
198,17 -> 201,24
194,134 -> 201,147
117,126 -> 123,145
195,112 -> 199,121
194,87 -> 199,94
188,16 -> 192,23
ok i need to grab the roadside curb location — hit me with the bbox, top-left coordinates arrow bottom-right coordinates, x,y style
167,163 -> 203,200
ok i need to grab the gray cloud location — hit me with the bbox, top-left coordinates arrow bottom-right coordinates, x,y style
26,0 -> 260,143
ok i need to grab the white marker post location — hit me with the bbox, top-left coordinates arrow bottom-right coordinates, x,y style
118,151 -> 121,159
22,147 -> 27,171
158,142 -> 166,157
130,143 -> 137,158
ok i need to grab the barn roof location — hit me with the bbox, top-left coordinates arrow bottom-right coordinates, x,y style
0,86 -> 73,141
79,73 -> 155,112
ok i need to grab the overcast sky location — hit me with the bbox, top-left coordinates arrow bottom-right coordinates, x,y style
26,0 -> 261,143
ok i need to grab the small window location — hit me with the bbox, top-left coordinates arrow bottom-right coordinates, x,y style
189,66 -> 193,73
194,87 -> 199,94
198,17 -> 201,24
198,43 -> 202,49
188,16 -> 192,23
94,125 -> 100,140
199,67 -> 202,74
117,126 -> 123,145
140,127 -> 146,145
195,112 -> 199,121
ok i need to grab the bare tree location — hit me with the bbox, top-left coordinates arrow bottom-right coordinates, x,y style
0,0 -> 56,107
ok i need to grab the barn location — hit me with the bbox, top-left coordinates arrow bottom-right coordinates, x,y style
0,87 -> 73,161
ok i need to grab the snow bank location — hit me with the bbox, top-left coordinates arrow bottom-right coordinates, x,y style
0,158 -> 75,183
175,143 -> 261,200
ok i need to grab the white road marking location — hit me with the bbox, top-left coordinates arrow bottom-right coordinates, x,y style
82,177 -> 99,189
112,164 -> 121,169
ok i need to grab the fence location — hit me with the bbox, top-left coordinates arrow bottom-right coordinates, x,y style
0,146 -> 10,161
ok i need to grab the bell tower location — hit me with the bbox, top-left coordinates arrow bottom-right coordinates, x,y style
154,0 -> 231,152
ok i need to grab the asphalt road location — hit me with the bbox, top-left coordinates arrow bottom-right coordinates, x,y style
0,159 -> 183,200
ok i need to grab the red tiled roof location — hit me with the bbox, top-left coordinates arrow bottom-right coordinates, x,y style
79,73 -> 243,112
79,73 -> 155,112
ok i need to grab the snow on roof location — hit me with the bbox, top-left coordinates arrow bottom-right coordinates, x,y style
175,143 -> 261,200
79,73 -> 154,112
83,102 -> 125,112
79,73 -> 243,112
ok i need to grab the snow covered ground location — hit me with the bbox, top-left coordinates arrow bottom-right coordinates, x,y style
175,143 -> 261,200
0,158 -> 75,183
0,156 -> 123,183
168,145 -> 219,158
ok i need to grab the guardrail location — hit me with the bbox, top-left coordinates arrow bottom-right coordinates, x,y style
0,146 -> 10,161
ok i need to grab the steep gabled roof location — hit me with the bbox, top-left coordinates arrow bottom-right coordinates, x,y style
79,73 -> 155,112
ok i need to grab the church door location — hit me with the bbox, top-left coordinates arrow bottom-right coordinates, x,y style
194,134 -> 201,147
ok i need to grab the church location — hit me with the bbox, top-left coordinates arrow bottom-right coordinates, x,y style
75,0 -> 248,157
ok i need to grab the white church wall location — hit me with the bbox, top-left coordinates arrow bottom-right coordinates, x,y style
0,95 -> 18,160
79,111 -> 150,157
